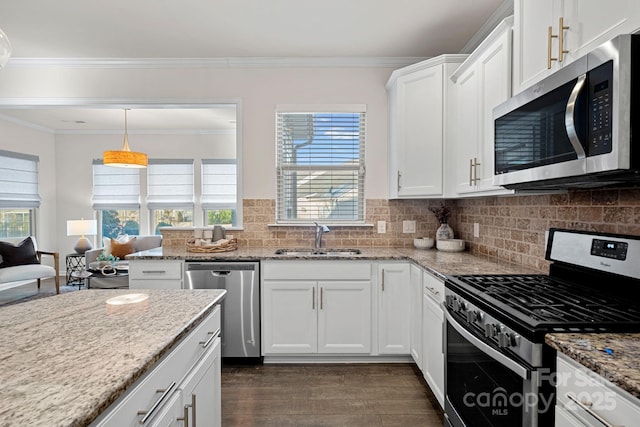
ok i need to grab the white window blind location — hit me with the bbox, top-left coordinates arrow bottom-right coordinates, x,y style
91,160 -> 141,209
276,110 -> 365,223
201,159 -> 237,210
0,150 -> 41,208
147,159 -> 194,209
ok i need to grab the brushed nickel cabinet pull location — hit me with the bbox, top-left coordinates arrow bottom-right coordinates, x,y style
565,393 -> 616,427
320,287 -> 324,310
548,26 -> 558,69
381,269 -> 385,291
312,289 -> 315,310
142,270 -> 166,274
137,381 -> 176,424
397,171 -> 402,192
469,158 -> 473,186
199,328 -> 220,348
558,17 -> 570,62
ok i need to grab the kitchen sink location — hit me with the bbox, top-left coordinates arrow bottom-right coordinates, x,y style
274,248 -> 362,256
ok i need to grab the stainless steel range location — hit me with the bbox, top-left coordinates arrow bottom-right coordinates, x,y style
443,228 -> 640,427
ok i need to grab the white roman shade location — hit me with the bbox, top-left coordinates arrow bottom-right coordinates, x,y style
0,150 -> 41,208
91,160 -> 141,209
201,159 -> 237,210
147,159 -> 194,210
276,108 -> 366,223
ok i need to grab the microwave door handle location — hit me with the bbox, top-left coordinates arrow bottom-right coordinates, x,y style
565,73 -> 587,159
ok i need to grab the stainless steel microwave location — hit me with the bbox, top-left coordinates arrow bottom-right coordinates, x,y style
493,34 -> 639,189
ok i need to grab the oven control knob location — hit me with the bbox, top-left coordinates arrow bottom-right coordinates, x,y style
445,295 -> 454,307
466,310 -> 480,323
452,299 -> 463,312
497,332 -> 520,348
484,323 -> 497,338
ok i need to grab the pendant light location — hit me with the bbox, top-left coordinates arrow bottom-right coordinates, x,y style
0,27 -> 12,69
103,109 -> 148,168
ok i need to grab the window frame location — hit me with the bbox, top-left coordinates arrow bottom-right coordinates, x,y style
275,105 -> 366,225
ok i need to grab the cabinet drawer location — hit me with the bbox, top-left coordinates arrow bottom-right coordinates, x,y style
263,261 -> 371,280
556,355 -> 640,427
129,260 -> 183,280
423,271 -> 444,303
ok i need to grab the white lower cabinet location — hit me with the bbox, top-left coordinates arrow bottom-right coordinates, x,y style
129,259 -> 184,289
555,353 -> 640,427
262,261 -> 372,355
422,271 -> 445,407
378,263 -> 411,354
91,305 -> 222,426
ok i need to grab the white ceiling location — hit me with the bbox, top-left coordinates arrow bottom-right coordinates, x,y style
0,0 -> 507,132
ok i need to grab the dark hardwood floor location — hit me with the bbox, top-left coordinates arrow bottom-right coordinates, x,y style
222,363 -> 444,426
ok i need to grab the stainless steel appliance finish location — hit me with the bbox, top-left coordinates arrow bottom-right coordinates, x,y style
184,262 -> 260,360
444,229 -> 640,427
493,34 -> 640,189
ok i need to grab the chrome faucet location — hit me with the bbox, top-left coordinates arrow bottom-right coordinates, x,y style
314,222 -> 330,248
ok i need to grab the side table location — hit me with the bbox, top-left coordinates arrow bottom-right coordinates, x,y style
66,253 -> 85,286
70,269 -> 92,290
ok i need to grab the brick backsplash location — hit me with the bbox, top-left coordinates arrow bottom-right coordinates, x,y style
162,199 -> 453,250
161,187 -> 640,273
453,187 -> 640,272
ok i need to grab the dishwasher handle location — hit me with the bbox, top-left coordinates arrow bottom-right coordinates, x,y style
210,271 -> 231,277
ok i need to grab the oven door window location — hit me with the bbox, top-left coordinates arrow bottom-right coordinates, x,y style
446,321 -> 525,427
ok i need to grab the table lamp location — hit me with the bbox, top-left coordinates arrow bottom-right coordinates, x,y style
67,219 -> 98,254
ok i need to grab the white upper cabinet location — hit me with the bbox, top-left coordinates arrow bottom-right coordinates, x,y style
513,0 -> 640,94
387,55 -> 467,199
449,17 -> 514,197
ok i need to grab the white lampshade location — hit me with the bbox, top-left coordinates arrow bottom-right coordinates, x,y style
67,219 -> 98,254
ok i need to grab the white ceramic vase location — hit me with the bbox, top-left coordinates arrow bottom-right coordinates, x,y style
436,222 -> 454,240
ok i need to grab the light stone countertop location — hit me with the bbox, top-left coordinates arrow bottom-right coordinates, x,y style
546,333 -> 640,399
128,246 -> 539,278
0,289 -> 225,427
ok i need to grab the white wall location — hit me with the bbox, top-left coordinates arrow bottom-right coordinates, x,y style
0,118 -> 57,261
0,64 -> 394,255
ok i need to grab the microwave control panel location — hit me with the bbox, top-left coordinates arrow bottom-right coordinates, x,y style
588,60 -> 613,156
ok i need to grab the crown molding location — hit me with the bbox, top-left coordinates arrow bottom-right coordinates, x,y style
460,0 -> 514,54
5,56 -> 428,69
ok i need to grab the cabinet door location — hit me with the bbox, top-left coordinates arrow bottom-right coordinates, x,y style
180,338 -> 221,427
378,264 -> 411,354
396,65 -> 444,197
409,265 -> 423,368
263,281 -> 317,354
422,291 -> 444,407
454,64 -> 480,195
317,281 -> 371,353
513,0 -> 557,94
476,26 -> 512,193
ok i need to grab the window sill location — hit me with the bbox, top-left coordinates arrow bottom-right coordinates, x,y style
268,223 -> 374,228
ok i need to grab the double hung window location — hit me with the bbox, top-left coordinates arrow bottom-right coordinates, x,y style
0,150 -> 40,238
276,106 -> 366,223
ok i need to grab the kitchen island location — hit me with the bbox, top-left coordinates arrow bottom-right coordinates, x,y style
0,288 -> 225,426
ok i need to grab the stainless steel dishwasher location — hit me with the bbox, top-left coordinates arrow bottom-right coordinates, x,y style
184,262 -> 260,362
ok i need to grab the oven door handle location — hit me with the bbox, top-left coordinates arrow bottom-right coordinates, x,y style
445,310 -> 529,380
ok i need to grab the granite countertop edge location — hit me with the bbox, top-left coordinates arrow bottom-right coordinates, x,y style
546,333 -> 640,399
127,246 -> 540,276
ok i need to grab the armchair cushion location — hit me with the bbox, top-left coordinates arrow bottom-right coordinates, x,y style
0,237 -> 40,268
0,264 -> 56,283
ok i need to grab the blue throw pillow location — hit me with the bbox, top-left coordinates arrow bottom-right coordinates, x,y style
0,237 -> 40,269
